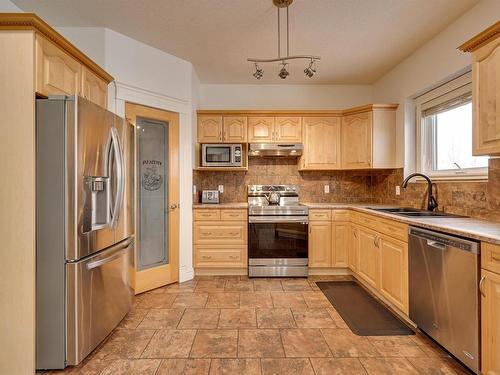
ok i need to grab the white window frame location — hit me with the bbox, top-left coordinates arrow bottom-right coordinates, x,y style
414,72 -> 488,181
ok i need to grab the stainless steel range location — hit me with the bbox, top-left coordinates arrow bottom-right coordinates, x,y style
248,185 -> 309,277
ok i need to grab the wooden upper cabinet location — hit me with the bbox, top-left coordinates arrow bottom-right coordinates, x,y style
481,269 -> 500,374
341,112 -> 372,169
198,116 -> 223,143
460,22 -> 500,155
248,117 -> 275,142
81,66 -> 108,108
223,116 -> 247,143
275,116 -> 302,142
301,117 -> 341,170
35,34 -> 81,97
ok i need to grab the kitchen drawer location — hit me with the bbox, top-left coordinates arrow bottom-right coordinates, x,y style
309,209 -> 332,221
194,209 -> 220,221
332,209 -> 350,222
355,212 -> 379,231
482,242 -> 500,274
194,221 -> 247,244
220,209 -> 247,221
194,245 -> 247,267
378,218 -> 408,242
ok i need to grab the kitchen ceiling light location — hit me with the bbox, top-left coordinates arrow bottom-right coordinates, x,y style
248,0 -> 321,80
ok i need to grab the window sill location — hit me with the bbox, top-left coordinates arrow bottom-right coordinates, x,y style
408,174 -> 488,183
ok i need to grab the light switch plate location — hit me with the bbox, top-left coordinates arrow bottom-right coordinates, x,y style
324,185 -> 330,194
193,185 -> 197,195
395,186 -> 401,196
218,185 -> 224,193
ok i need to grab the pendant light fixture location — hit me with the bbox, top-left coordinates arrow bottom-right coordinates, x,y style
248,0 -> 320,80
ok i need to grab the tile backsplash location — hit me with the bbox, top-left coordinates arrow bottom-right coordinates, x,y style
193,157 -> 500,222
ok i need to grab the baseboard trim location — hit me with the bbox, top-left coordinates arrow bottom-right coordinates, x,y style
195,267 -> 247,276
308,267 -> 351,276
179,266 -> 195,282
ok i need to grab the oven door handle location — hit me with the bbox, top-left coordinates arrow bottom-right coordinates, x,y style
248,216 -> 309,224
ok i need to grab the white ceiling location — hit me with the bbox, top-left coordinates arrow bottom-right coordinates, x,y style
13,0 -> 478,84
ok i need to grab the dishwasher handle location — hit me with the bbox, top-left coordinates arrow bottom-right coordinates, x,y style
427,240 -> 447,250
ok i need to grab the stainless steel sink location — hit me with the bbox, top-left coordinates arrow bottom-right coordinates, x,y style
369,207 -> 464,218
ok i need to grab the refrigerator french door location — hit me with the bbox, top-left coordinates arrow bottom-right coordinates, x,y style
36,96 -> 134,370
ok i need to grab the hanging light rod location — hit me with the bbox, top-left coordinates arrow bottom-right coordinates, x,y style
247,55 -> 321,63
247,0 -> 321,79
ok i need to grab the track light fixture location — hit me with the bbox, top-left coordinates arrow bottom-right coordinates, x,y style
304,59 -> 316,78
253,63 -> 264,79
278,63 -> 289,79
247,0 -> 320,80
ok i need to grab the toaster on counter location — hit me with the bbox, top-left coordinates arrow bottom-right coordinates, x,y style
201,190 -> 220,204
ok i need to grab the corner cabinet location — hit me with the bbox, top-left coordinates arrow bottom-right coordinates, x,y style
459,21 -> 500,155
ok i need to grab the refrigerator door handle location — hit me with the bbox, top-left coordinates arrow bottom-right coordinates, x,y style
86,237 -> 133,270
109,127 -> 125,228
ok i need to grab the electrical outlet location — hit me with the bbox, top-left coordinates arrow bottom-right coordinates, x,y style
218,185 -> 224,193
324,185 -> 330,194
395,186 -> 401,196
193,185 -> 197,195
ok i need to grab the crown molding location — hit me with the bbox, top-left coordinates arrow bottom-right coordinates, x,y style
458,21 -> 500,53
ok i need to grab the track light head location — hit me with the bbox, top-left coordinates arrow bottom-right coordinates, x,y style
304,60 -> 316,78
253,63 -> 264,79
278,63 -> 289,79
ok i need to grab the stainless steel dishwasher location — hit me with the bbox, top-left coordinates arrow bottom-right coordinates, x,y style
409,227 -> 480,374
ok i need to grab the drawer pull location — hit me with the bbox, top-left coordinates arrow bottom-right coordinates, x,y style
229,255 -> 238,259
228,232 -> 239,235
201,232 -> 213,236
491,254 -> 500,262
229,214 -> 239,217
202,255 -> 212,259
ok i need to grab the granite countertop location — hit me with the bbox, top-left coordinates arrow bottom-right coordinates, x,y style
193,202 -> 248,209
302,202 -> 500,245
193,201 -> 500,244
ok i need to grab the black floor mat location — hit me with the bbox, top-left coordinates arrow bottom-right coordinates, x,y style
317,280 -> 414,336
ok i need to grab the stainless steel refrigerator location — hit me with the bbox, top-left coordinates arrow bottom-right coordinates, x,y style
36,96 -> 134,370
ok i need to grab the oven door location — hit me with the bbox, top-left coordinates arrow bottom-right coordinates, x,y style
202,144 -> 233,167
248,217 -> 308,260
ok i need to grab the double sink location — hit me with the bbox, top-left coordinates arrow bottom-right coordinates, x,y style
369,207 -> 464,218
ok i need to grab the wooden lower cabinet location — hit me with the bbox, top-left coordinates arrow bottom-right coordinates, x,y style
332,222 -> 349,267
194,245 -> 247,267
379,236 -> 408,313
309,221 -> 332,267
357,227 -> 380,288
482,269 -> 500,375
349,225 -> 359,271
193,208 -> 247,268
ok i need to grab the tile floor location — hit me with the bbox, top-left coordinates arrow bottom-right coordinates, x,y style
43,276 -> 471,375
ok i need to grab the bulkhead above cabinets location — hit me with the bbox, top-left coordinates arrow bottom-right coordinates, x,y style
196,104 -> 399,171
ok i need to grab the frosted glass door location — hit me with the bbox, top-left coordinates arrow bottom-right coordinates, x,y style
137,117 -> 168,270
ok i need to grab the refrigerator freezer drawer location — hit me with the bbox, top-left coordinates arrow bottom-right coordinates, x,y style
66,238 -> 134,366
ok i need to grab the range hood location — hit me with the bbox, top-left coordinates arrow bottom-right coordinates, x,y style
249,143 -> 303,157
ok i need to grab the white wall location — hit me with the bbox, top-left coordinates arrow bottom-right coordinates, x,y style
372,0 -> 500,170
199,84 -> 373,109
57,26 -> 197,281
0,0 -> 20,11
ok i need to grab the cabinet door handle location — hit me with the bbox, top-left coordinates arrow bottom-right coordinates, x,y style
219,131 -> 222,141
354,230 -> 357,238
479,275 -> 486,297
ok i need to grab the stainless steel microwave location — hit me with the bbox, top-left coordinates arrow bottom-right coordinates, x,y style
202,144 -> 242,167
